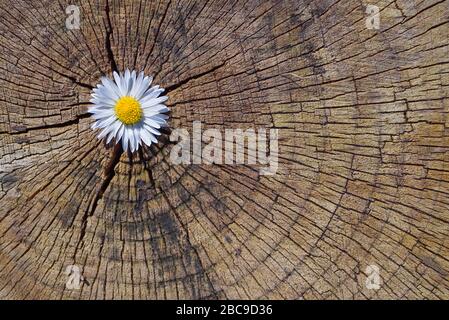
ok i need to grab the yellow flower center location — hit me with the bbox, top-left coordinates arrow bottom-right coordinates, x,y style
114,96 -> 143,125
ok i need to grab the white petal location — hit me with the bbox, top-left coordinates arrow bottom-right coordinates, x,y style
144,125 -> 161,136
141,129 -> 154,147
141,96 -> 168,108
122,128 -> 129,152
132,127 -> 139,152
113,71 -> 126,96
106,121 -> 122,144
89,106 -> 115,115
153,114 -> 169,120
106,130 -> 115,144
124,69 -> 131,95
143,104 -> 169,114
92,85 -> 118,100
130,72 -> 144,97
129,70 -> 136,96
147,115 -> 167,125
101,76 -> 121,99
143,127 -> 159,143
95,115 -> 117,128
92,110 -> 115,120
98,125 -> 113,139
144,118 -> 161,129
149,118 -> 167,127
121,72 -> 129,96
140,85 -> 161,100
134,76 -> 153,100
116,124 -> 125,142
129,128 -> 136,152
140,88 -> 164,102
91,95 -> 116,107
133,129 -> 139,152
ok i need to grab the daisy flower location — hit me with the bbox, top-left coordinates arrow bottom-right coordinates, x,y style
89,69 -> 169,153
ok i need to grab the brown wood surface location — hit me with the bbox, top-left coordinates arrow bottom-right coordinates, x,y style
1,0 -> 449,299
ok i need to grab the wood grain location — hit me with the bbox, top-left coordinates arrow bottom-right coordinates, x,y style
0,0 -> 448,299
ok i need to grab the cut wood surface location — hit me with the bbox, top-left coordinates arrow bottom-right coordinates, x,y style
1,0 -> 449,299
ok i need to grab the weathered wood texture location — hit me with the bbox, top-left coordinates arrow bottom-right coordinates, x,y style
1,0 -> 449,299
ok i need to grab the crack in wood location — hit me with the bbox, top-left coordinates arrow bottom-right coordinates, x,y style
73,143 -> 123,259
165,62 -> 226,93
104,0 -> 118,73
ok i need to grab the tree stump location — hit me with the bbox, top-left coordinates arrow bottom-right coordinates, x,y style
1,0 -> 449,299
